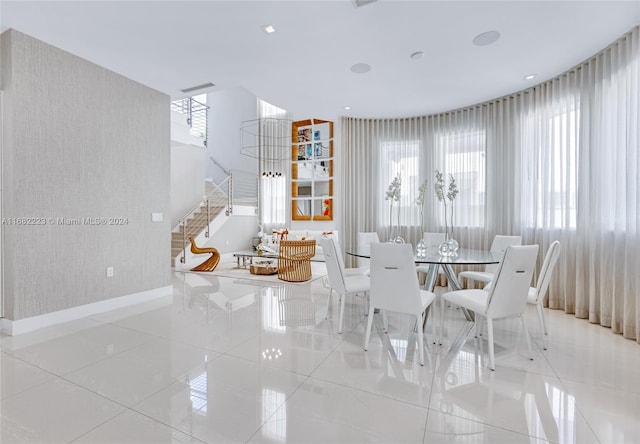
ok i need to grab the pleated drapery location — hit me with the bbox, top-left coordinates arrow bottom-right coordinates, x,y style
341,27 -> 640,341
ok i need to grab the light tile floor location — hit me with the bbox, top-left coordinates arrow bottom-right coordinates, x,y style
1,270 -> 639,443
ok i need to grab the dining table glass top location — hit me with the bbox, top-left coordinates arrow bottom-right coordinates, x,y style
346,245 -> 502,265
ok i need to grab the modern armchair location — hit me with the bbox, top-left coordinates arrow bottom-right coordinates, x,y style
364,243 -> 436,366
441,244 -> 539,370
458,235 -> 522,287
188,236 -> 221,272
320,236 -> 370,333
527,240 -> 561,350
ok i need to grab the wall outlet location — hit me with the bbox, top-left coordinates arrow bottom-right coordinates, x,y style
151,212 -> 163,222
106,266 -> 114,277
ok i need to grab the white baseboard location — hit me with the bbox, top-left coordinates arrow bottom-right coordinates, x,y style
1,285 -> 173,336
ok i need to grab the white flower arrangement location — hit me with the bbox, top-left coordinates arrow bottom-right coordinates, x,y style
385,173 -> 402,240
415,179 -> 428,235
434,169 -> 458,239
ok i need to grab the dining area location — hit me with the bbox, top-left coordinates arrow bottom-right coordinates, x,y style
320,232 -> 561,371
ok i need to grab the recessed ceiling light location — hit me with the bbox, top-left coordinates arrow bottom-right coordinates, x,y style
350,63 -> 371,74
344,106 -> 351,110
524,74 -> 536,80
410,51 -> 424,60
262,24 -> 276,34
473,30 -> 501,46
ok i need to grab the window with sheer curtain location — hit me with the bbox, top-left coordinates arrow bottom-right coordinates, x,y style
434,130 -> 486,229
522,105 -> 579,229
258,100 -> 290,231
378,140 -> 420,232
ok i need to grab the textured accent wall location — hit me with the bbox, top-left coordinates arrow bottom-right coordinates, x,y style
1,29 -> 171,320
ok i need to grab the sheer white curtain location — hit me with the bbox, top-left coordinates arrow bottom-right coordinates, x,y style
342,26 -> 639,341
258,100 -> 291,233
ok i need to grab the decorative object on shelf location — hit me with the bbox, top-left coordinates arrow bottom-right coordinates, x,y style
385,173 -> 404,243
434,169 -> 459,256
188,236 -> 221,271
415,179 -> 429,259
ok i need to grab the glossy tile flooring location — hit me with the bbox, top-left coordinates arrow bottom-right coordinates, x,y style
1,269 -> 639,443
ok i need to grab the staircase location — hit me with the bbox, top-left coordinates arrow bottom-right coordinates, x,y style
171,182 -> 227,264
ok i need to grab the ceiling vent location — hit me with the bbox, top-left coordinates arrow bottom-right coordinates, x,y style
180,82 -> 215,94
352,0 -> 378,8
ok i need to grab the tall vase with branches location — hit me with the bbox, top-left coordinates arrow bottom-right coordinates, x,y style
434,169 -> 459,255
385,173 -> 402,242
415,179 -> 429,257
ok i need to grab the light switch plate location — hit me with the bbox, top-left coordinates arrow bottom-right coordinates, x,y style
151,212 -> 163,222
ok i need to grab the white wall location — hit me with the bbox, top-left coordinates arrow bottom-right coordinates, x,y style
170,141 -> 205,228
203,210 -> 258,254
1,29 -> 171,321
206,86 -> 258,184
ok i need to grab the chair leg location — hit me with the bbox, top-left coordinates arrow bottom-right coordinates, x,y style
338,292 -> 347,334
325,288 -> 333,320
537,302 -> 549,350
382,310 -> 388,332
520,315 -> 534,360
363,305 -> 376,350
431,296 -> 438,344
439,297 -> 445,345
417,314 -> 424,366
486,317 -> 495,371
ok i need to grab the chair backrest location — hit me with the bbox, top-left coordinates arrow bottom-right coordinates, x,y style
358,232 -> 380,247
370,243 -> 423,314
485,235 -> 522,274
535,241 -> 561,303
320,236 -> 347,294
485,245 -> 539,319
357,232 -> 380,267
423,232 -> 446,247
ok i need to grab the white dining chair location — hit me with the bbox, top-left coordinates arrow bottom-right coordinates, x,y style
415,232 -> 446,342
320,236 -> 370,333
356,231 -> 380,271
364,243 -> 436,366
527,240 -> 561,350
416,232 -> 446,279
458,235 -> 522,288
441,244 -> 539,370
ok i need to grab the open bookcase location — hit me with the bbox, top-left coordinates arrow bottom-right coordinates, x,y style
291,119 -> 333,221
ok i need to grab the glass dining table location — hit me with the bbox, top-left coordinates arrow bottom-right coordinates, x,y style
346,245 -> 502,321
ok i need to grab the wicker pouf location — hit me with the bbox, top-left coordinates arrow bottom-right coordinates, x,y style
250,261 -> 278,275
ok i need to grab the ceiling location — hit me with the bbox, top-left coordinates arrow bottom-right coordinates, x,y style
2,1 -> 639,119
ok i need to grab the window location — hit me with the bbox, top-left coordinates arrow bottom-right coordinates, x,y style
523,108 -> 579,229
378,140 -> 420,228
435,130 -> 486,228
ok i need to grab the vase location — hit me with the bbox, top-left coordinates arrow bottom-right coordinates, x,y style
438,233 -> 459,257
415,239 -> 427,259
446,238 -> 459,254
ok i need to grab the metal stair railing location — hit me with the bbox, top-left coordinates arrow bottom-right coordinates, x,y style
229,169 -> 259,209
175,170 -> 258,263
178,176 -> 229,263
171,96 -> 209,145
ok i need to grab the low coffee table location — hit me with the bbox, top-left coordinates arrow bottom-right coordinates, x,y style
233,250 -> 277,269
